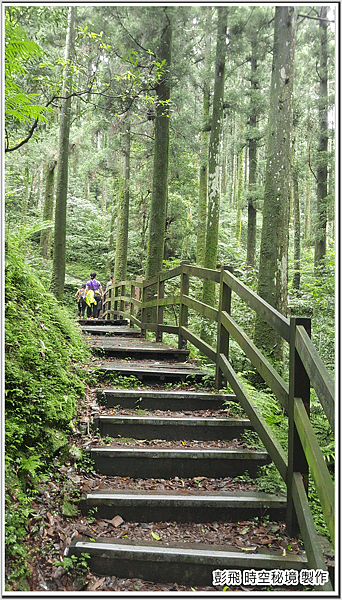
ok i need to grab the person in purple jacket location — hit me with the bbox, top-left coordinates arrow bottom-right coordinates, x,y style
85,272 -> 103,318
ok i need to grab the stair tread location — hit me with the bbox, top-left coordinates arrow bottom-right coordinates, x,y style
90,446 -> 268,455
100,389 -> 233,398
84,489 -> 286,503
71,536 -> 307,565
88,338 -> 189,351
81,326 -> 139,334
92,361 -> 212,375
94,415 -> 250,425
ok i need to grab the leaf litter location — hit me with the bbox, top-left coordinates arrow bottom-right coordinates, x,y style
21,382 -> 305,593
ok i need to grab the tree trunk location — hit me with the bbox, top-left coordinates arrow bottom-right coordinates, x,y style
114,120 -> 130,283
314,5 -> 328,267
235,142 -> 244,246
230,118 -> 237,208
40,159 -> 57,260
21,163 -> 30,223
49,6 -> 76,301
292,140 -> 301,290
106,202 -> 116,280
254,6 -> 297,365
145,14 -> 172,282
202,6 -> 228,308
246,42 -> 259,267
196,8 -> 211,267
102,176 -> 107,215
304,151 -> 311,240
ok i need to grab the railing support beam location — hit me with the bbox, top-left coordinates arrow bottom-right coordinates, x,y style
286,316 -> 311,537
156,274 -> 164,342
178,262 -> 190,349
216,265 -> 232,389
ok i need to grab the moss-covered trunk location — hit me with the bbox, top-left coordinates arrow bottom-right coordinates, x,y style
235,142 -> 245,246
292,141 -> 301,290
40,159 -> 57,260
106,203 -> 116,280
49,6 -> 75,301
304,150 -> 311,240
145,18 -> 172,283
202,6 -> 227,308
314,5 -> 328,267
254,6 -> 297,365
246,43 -> 259,268
114,120 -> 130,284
196,8 -> 211,267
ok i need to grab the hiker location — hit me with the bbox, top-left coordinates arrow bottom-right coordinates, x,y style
75,283 -> 86,319
104,275 -> 113,302
85,272 -> 103,319
106,275 -> 113,291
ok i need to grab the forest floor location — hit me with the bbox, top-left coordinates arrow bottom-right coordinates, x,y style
19,382 -> 307,594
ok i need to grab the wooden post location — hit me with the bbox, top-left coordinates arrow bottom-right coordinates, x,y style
156,274 -> 164,343
113,284 -> 119,319
178,261 -> 190,349
141,281 -> 148,339
286,316 -> 311,536
216,265 -> 232,389
130,282 -> 134,328
120,283 -> 125,321
106,285 -> 112,321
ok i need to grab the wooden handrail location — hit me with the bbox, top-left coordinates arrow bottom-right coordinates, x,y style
294,396 -> 334,543
295,325 -> 334,432
102,262 -> 334,581
223,269 -> 291,342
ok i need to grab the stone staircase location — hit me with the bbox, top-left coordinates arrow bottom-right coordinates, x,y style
69,319 -> 308,588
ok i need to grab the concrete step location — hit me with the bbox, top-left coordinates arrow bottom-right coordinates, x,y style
92,415 -> 253,441
91,361 -> 215,383
79,318 -> 129,326
88,447 -> 271,479
89,338 -> 189,361
81,326 -> 141,336
69,537 -> 307,586
97,389 -> 238,410
80,489 -> 287,522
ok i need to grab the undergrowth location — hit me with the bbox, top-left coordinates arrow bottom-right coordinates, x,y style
5,232 -> 91,590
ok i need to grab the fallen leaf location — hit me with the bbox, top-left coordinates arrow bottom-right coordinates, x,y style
87,577 -> 107,591
110,515 -> 124,527
151,531 -> 161,540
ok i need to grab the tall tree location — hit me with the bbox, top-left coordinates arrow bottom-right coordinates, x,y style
246,34 -> 259,267
145,9 -> 172,281
292,138 -> 301,290
40,158 -> 57,260
254,6 -> 297,363
114,119 -> 130,283
196,8 -> 211,267
202,6 -> 228,307
50,6 -> 76,300
314,5 -> 329,267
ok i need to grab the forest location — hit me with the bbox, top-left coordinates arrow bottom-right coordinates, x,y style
5,4 -> 335,592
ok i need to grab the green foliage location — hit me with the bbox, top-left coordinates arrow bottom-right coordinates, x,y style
5,11 -> 53,148
110,374 -> 142,388
5,230 -> 90,585
77,451 -> 95,476
5,484 -> 34,590
288,251 -> 335,373
53,552 -> 91,577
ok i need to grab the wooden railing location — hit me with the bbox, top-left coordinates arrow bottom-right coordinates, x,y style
103,262 -> 335,590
